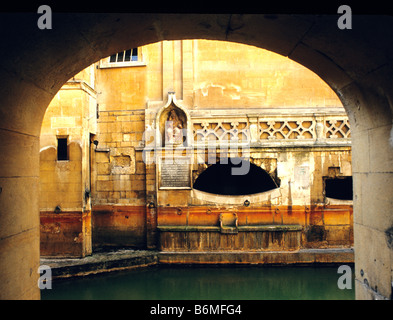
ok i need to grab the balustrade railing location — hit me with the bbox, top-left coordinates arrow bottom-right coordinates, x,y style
192,115 -> 351,147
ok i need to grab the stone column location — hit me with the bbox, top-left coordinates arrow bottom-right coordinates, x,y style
248,115 -> 259,144
0,76 -> 52,299
342,82 -> 393,300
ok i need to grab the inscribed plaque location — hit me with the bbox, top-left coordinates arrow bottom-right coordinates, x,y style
159,157 -> 191,189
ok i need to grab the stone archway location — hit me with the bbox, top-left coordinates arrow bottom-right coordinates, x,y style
0,13 -> 392,299
193,158 -> 278,195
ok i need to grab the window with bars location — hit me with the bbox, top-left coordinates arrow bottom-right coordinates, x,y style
109,48 -> 138,63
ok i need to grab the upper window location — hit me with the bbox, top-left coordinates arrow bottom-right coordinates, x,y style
100,47 -> 145,68
109,48 -> 138,63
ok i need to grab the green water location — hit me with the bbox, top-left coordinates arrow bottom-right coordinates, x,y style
41,265 -> 354,300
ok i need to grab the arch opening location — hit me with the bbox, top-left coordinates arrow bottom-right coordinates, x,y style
193,158 -> 278,196
2,13 -> 393,300
324,176 -> 353,201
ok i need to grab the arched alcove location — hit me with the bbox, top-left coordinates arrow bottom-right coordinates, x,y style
193,158 -> 278,196
155,92 -> 192,147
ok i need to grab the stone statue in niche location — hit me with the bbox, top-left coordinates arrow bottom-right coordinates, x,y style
165,109 -> 184,145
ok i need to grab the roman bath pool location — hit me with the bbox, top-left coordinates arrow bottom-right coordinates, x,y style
41,265 -> 354,300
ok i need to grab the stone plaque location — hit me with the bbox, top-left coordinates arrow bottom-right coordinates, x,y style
294,165 -> 310,189
159,157 -> 191,189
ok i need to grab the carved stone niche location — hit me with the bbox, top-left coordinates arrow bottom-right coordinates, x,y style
156,92 -> 192,148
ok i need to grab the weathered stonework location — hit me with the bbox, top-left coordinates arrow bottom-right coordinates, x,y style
40,40 -> 352,259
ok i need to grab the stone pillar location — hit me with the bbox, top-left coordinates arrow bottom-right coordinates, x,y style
247,115 -> 259,144
0,131 -> 41,299
146,202 -> 158,249
315,117 -> 325,140
0,64 -> 54,299
342,82 -> 393,300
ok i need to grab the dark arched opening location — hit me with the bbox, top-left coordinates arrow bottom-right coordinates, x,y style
324,176 -> 353,200
193,158 -> 278,195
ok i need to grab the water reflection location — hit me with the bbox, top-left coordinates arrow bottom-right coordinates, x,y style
41,265 -> 354,300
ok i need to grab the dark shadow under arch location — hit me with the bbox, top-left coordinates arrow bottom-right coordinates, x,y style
193,158 -> 278,196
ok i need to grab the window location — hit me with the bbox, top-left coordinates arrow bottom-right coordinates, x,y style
100,47 -> 145,68
57,137 -> 68,161
109,48 -> 138,63
324,176 -> 353,200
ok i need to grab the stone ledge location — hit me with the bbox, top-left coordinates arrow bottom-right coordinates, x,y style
40,247 -> 354,280
157,224 -> 303,232
158,248 -> 354,265
40,249 -> 158,279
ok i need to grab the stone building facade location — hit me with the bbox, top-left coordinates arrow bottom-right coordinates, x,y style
39,40 -> 352,258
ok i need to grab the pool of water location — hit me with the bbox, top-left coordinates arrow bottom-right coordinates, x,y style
41,265 -> 354,300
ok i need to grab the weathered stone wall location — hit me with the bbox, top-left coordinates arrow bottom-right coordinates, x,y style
92,205 -> 146,249
40,39 -> 353,256
39,66 -> 97,257
157,205 -> 353,251
92,111 -> 145,205
87,40 -> 352,252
